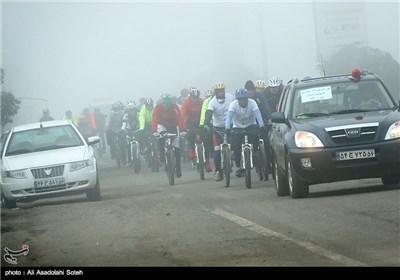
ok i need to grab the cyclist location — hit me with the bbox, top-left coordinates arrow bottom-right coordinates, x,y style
245,80 -> 271,122
121,100 -> 140,166
204,82 -> 235,181
177,88 -> 189,106
225,89 -> 266,177
105,101 -> 125,161
64,110 -> 77,125
77,107 -> 97,140
39,108 -> 54,122
136,97 -> 154,154
262,76 -> 284,172
245,80 -> 272,177
199,89 -> 214,173
152,93 -> 186,178
93,107 -> 107,153
264,76 -> 284,120
254,80 -> 266,94
181,87 -> 204,162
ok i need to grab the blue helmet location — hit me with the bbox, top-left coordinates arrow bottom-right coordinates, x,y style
302,76 -> 312,80
235,88 -> 248,99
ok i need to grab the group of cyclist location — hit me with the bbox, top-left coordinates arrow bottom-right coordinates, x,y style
201,78 -> 284,182
50,76 -> 284,185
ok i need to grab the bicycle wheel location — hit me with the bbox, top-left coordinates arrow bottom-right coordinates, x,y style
151,145 -> 159,172
222,146 -> 231,188
196,145 -> 205,180
132,143 -> 140,173
115,144 -> 121,168
259,144 -> 269,181
167,149 -> 175,185
244,148 -> 252,189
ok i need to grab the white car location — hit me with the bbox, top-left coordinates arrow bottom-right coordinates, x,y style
0,120 -> 101,208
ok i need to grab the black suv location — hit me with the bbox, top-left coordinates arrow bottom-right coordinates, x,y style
270,69 -> 400,198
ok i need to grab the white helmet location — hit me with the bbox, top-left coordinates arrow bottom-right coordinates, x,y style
255,80 -> 266,89
126,100 -> 136,110
268,77 -> 283,87
189,86 -> 200,98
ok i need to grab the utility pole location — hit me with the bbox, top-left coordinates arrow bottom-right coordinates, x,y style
312,1 -> 325,77
258,8 -> 268,80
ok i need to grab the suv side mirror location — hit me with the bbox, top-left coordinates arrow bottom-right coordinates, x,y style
87,136 -> 100,146
270,112 -> 286,124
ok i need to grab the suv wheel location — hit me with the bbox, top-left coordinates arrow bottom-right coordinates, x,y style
87,175 -> 101,201
273,156 -> 289,196
381,174 -> 400,185
287,157 -> 309,199
1,191 -> 17,209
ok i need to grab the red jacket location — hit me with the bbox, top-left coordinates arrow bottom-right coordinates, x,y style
180,97 -> 204,124
152,103 -> 185,133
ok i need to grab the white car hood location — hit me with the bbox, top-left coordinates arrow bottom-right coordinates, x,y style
3,146 -> 91,170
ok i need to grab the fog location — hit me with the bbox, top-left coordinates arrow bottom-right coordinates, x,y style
1,0 -> 399,126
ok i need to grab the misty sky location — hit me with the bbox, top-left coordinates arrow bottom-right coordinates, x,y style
1,0 -> 399,125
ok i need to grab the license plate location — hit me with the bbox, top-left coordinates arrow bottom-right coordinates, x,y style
34,177 -> 65,188
336,149 -> 375,161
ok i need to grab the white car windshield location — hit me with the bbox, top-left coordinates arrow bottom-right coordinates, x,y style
5,125 -> 84,156
292,80 -> 396,119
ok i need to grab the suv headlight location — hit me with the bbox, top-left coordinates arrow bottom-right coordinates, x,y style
295,131 -> 324,148
4,169 -> 28,179
384,121 -> 400,140
69,160 -> 92,172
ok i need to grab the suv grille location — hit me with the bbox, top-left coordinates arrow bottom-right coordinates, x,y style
327,125 -> 378,145
31,165 -> 65,179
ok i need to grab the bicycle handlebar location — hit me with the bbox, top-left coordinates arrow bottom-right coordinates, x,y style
231,129 -> 260,135
215,130 -> 228,138
153,132 -> 178,138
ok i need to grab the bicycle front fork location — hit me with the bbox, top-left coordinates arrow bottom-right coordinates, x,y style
241,144 -> 253,169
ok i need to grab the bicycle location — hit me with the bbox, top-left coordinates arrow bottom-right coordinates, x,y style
112,131 -> 125,168
155,131 -> 184,185
216,130 -> 232,188
257,137 -> 269,181
187,128 -> 206,180
144,133 -> 160,172
126,132 -> 141,173
232,128 -> 261,189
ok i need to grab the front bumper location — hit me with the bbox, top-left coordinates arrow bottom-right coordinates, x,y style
1,165 -> 98,201
289,139 -> 400,184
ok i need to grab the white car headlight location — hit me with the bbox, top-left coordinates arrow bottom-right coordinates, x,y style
69,160 -> 92,172
295,131 -> 324,148
384,121 -> 400,140
4,169 -> 28,179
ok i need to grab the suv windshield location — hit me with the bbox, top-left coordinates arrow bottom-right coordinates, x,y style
5,125 -> 84,156
292,80 -> 396,119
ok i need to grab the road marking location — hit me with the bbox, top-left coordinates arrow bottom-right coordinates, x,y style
211,208 -> 367,266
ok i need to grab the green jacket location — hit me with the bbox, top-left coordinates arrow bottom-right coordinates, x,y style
199,96 -> 213,126
64,116 -> 77,126
139,104 -> 153,130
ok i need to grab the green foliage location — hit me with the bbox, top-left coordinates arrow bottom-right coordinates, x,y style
320,44 -> 400,99
1,91 -> 21,128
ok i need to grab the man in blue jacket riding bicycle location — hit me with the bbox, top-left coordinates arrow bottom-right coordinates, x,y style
225,88 -> 267,177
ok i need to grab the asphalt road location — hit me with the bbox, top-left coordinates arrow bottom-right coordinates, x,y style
1,153 -> 399,267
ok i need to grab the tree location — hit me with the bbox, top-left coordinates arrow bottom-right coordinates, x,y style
1,91 -> 21,128
319,44 -> 400,99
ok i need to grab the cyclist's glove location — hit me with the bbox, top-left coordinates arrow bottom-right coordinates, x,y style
203,125 -> 211,134
260,125 -> 268,135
